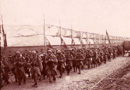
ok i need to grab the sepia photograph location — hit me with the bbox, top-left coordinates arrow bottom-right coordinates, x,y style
0,0 -> 130,90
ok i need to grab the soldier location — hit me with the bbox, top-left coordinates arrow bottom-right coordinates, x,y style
80,49 -> 86,69
92,49 -> 97,67
31,50 -> 43,87
105,48 -> 109,62
15,51 -> 26,85
75,49 -> 84,74
95,48 -> 100,66
46,50 -> 58,83
97,48 -> 102,65
114,47 -> 118,58
72,49 -> 77,72
119,45 -> 124,56
56,50 -> 66,78
100,49 -> 104,64
0,57 -> 4,88
1,56 -> 10,85
85,49 -> 91,69
102,48 -> 107,64
40,49 -> 44,54
89,49 -> 94,68
40,53 -> 47,79
107,47 -> 111,61
65,50 -> 73,75
24,53 -> 31,79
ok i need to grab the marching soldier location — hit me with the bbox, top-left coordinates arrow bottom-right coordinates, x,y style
46,50 -> 58,83
31,50 -> 43,87
0,44 -> 125,87
102,48 -> 106,63
65,50 -> 73,75
1,56 -> 10,85
71,49 -> 77,72
100,49 -> 104,64
0,57 -> 4,88
56,50 -> 66,78
85,49 -> 91,69
95,49 -> 100,66
75,49 -> 84,74
40,53 -> 47,79
15,51 -> 26,85
89,49 -> 94,68
92,49 -> 97,67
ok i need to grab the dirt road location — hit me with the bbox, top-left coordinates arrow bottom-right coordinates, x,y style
92,64 -> 130,90
2,56 -> 130,90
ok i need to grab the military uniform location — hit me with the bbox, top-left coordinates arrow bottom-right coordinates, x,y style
45,53 -> 58,83
31,51 -> 43,87
85,50 -> 89,68
2,57 -> 10,85
75,50 -> 84,74
65,51 -> 73,75
15,55 -> 26,85
56,52 -> 65,78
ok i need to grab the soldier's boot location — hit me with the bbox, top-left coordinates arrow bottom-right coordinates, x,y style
32,73 -> 38,87
67,70 -> 69,75
18,78 -> 22,85
78,70 -> 81,74
13,73 -> 18,82
73,67 -> 75,72
3,74 -> 10,85
59,70 -> 62,78
48,75 -> 52,83
15,77 -> 18,83
81,65 -> 84,70
53,76 -> 56,82
88,65 -> 90,69
78,66 -> 81,74
27,71 -> 31,79
43,75 -> 46,80
32,83 -> 38,87
6,79 -> 10,84
67,68 -> 71,75
23,76 -> 26,84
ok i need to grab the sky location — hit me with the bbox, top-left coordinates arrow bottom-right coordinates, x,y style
1,0 -> 130,37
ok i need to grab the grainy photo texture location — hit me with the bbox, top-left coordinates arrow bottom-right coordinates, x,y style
0,0 -> 130,90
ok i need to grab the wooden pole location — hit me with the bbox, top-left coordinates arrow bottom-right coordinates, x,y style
71,22 -> 73,47
59,20 -> 62,50
43,14 -> 46,52
1,15 -> 7,54
71,22 -> 73,39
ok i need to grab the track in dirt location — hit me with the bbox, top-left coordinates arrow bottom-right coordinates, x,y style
92,64 -> 130,90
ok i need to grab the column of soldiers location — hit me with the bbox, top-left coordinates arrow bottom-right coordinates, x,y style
0,45 -> 123,88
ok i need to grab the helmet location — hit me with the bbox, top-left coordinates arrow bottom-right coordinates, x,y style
39,54 -> 44,57
16,51 -> 20,54
48,50 -> 52,53
57,50 -> 61,53
32,50 -> 37,54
